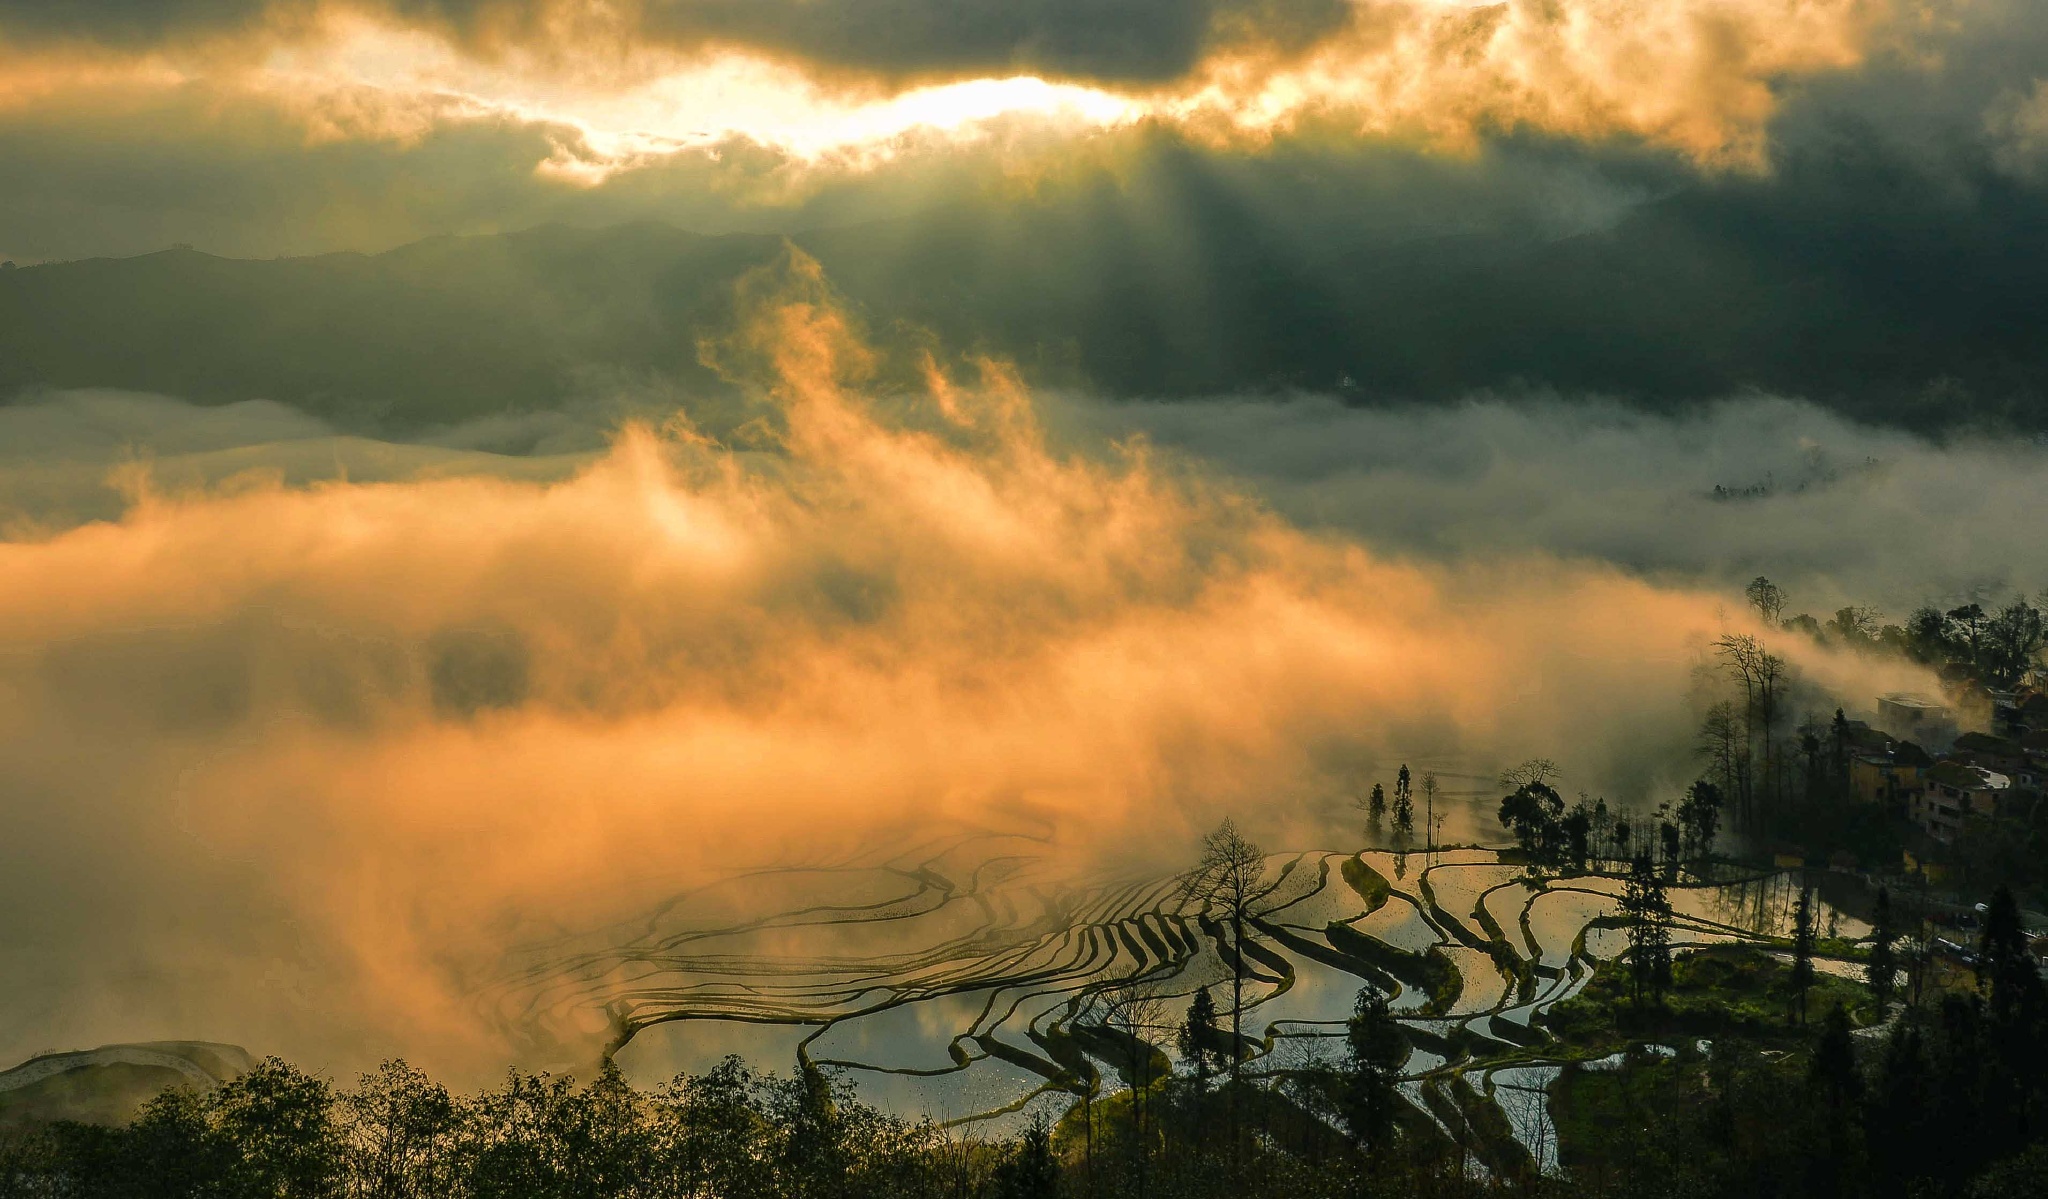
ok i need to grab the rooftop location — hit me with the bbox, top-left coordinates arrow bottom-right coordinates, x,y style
1927,761 -> 2011,791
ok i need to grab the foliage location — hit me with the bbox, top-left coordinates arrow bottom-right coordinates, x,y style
1620,856 -> 1672,1008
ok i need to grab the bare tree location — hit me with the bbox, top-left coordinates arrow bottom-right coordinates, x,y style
1182,819 -> 1272,1159
1698,700 -> 1744,809
1096,979 -> 1167,1199
1715,634 -> 1787,830
1746,576 -> 1786,626
1498,758 -> 1559,790
1420,772 -> 1440,860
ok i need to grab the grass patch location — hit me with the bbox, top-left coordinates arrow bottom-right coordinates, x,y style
1539,943 -> 1875,1052
1342,856 -> 1392,913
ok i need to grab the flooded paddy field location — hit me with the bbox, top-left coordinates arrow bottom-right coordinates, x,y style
492,835 -> 1867,1148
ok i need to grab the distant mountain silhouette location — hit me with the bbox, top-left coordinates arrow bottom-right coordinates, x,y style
0,1042 -> 254,1131
7,183 -> 2045,431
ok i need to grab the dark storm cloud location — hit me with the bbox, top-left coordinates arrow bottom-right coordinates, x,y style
3,1 -> 2048,429
0,0 -> 1350,83
0,1 -> 273,47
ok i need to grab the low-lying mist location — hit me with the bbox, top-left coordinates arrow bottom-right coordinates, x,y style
0,256 -> 2023,1081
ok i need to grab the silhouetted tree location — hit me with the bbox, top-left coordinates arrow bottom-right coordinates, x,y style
1391,767 -> 1414,840
1178,987 -> 1220,1092
1498,781 -> 1564,862
1339,986 -> 1405,1159
1677,779 -> 1723,864
1949,602 -> 1988,670
988,1119 -> 1058,1199
1789,882 -> 1817,1026
1867,887 -> 1899,1010
1621,855 -> 1672,1007
1979,887 -> 2047,1032
1184,819 -> 1270,1161
1984,598 -> 2047,687
1420,771 -> 1440,857
1810,1004 -> 1865,1199
1747,576 -> 1786,626
1563,806 -> 1592,870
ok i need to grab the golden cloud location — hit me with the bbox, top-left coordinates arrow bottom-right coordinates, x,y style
0,250 -> 1934,1075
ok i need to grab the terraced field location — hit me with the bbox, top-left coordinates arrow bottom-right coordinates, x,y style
487,835 -> 1866,1160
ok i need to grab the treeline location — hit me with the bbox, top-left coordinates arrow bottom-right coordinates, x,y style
1748,577 -> 2048,689
6,892 -> 2047,1199
1689,579 -> 2039,846
1492,760 -> 1724,876
0,992 -> 1471,1199
1564,887 -> 2048,1199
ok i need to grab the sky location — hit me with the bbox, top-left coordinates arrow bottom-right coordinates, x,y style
3,0 -> 2045,262
2,0 -> 2047,1079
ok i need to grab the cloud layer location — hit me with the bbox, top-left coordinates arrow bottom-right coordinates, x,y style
4,0 -> 2023,262
0,257 -> 1950,1079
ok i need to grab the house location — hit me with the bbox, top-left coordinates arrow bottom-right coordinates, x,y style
1911,762 -> 2011,843
1849,741 -> 1931,805
1951,731 -> 2034,787
1878,692 -> 1957,752
2024,730 -> 2048,776
2009,691 -> 2048,738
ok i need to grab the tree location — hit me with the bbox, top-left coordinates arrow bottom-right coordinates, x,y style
1829,708 -> 1852,799
1789,881 -> 1817,1026
1178,987 -> 1221,1092
1499,758 -> 1559,790
1498,780 -> 1563,860
1949,602 -> 1988,669
1810,1003 -> 1861,1112
1716,633 -> 1788,828
1978,886 -> 2047,1031
988,1118 -> 1059,1199
1747,576 -> 1786,625
1183,818 -> 1271,1155
1906,606 -> 1953,663
344,1060 -> 458,1199
1983,597 -> 2046,687
1097,980 -> 1166,1199
1698,701 -> 1744,815
1828,605 -> 1883,647
659,1056 -> 774,1199
1810,1003 -> 1864,1197
1391,767 -> 1414,840
1355,782 -> 1386,840
1677,780 -> 1722,863
1339,986 -> 1406,1158
1562,806 -> 1592,870
1621,855 -> 1672,1007
208,1056 -> 344,1199
1867,887 -> 1899,1010
1420,771 -> 1440,857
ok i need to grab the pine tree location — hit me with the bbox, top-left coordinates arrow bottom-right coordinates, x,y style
1867,886 -> 1899,1010
1810,1004 -> 1861,1110
988,1119 -> 1059,1199
1178,987 -> 1219,1089
1978,886 -> 2047,1027
1621,855 -> 1672,1007
1340,986 -> 1406,1157
1392,766 -> 1414,839
1790,881 -> 1817,1026
1809,1004 -> 1865,1199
